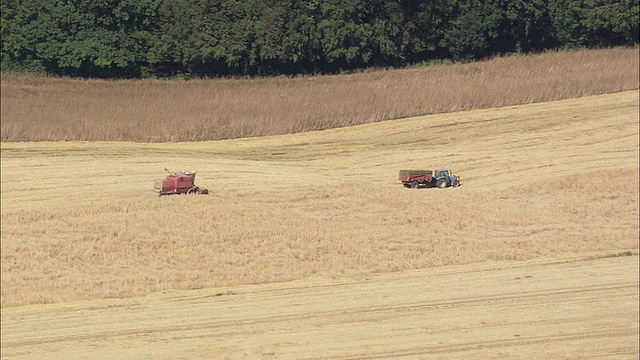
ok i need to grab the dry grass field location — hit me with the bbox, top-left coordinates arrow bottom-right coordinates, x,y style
2,256 -> 638,359
1,49 -> 639,358
1,90 -> 638,307
1,47 -> 638,142
1,89 -> 639,357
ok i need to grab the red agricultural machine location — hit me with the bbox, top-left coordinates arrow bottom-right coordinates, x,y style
154,168 -> 209,196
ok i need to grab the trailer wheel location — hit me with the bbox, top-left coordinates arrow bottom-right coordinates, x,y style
187,187 -> 198,194
436,179 -> 448,188
410,181 -> 419,189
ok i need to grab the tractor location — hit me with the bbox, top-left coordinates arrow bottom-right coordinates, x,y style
399,168 -> 461,189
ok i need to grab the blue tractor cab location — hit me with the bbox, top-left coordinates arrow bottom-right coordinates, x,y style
434,169 -> 461,188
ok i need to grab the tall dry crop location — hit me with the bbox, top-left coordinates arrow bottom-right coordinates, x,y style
1,48 -> 638,142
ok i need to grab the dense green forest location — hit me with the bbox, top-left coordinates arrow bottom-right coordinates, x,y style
1,0 -> 638,78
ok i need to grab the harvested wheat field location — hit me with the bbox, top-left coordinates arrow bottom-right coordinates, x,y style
1,90 -> 639,359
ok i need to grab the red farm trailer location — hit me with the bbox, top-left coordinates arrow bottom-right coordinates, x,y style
154,168 -> 209,196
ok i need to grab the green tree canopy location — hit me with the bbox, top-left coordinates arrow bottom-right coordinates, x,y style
2,0 -> 637,78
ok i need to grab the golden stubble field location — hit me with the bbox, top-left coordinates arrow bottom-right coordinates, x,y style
1,90 -> 639,359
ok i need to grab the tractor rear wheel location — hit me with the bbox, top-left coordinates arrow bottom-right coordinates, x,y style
410,181 -> 419,189
436,179 -> 448,188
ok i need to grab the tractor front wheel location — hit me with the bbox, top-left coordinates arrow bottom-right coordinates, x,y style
452,179 -> 460,187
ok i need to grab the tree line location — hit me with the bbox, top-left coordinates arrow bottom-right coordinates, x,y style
1,0 -> 638,78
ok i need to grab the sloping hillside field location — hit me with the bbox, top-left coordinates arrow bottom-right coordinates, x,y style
1,91 -> 639,358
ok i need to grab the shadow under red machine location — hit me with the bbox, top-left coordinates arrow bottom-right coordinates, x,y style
154,168 -> 209,196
